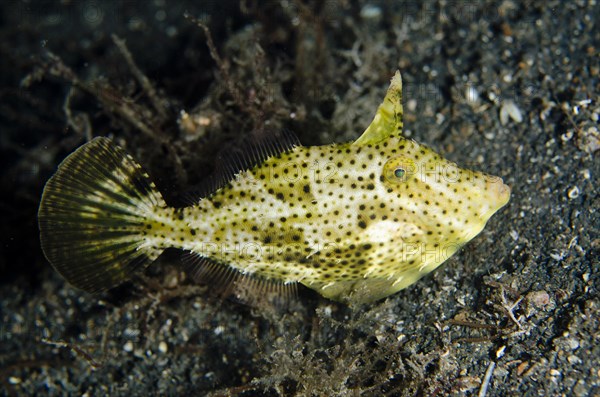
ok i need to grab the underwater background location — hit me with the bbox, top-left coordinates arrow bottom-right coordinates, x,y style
0,1 -> 598,395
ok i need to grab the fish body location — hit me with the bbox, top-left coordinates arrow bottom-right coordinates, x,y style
39,71 -> 510,304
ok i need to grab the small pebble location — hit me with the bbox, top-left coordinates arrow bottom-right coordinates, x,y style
567,186 -> 580,199
360,5 -> 382,20
465,85 -> 479,104
582,273 -> 590,282
123,341 -> 133,352
500,100 -> 523,125
567,355 -> 582,365
158,341 -> 168,353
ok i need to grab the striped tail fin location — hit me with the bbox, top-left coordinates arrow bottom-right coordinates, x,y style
38,137 -> 166,293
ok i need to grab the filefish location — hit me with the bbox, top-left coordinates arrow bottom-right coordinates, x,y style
38,71 -> 510,305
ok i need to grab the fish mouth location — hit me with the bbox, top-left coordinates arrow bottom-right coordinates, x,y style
480,177 -> 511,220
493,180 -> 511,207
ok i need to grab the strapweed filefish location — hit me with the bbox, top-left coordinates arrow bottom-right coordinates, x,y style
38,71 -> 510,305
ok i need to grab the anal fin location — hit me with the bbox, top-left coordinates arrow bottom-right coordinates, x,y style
181,252 -> 298,309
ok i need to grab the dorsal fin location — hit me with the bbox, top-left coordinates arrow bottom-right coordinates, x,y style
181,252 -> 298,310
183,128 -> 300,204
353,71 -> 403,146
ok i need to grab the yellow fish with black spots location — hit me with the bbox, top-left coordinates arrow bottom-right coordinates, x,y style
38,71 -> 510,305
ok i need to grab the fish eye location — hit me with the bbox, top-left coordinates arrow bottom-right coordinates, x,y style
394,168 -> 406,179
383,157 -> 415,184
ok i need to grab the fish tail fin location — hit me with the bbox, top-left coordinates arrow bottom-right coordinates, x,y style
38,137 -> 167,293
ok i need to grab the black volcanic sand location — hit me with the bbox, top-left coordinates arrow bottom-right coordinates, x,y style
1,1 -> 598,396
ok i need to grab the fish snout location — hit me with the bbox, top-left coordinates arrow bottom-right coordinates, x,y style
485,175 -> 511,208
